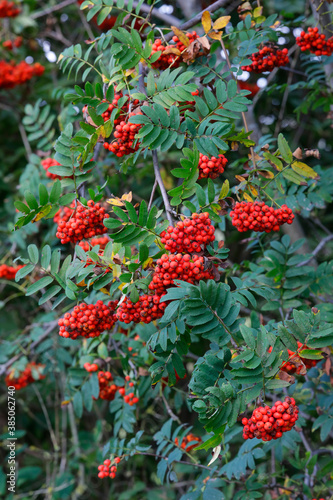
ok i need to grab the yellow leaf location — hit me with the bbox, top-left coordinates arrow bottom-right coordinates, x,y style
57,54 -> 64,62
143,257 -> 153,269
61,400 -> 71,406
208,31 -> 222,40
201,11 -> 212,33
236,175 -> 246,183
125,68 -> 136,77
219,179 -> 229,200
100,288 -> 110,295
291,161 -> 319,179
32,205 -> 52,223
171,26 -> 190,47
243,193 -> 253,202
212,15 -> 231,30
77,279 -> 86,287
122,192 -> 133,202
249,185 -> 258,197
253,6 -> 263,17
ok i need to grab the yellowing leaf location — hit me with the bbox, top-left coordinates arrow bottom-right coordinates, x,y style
171,26 -> 190,47
291,161 -> 319,179
122,192 -> 133,202
236,175 -> 246,183
77,279 -> 87,287
253,6 -> 263,17
100,288 -> 110,295
208,31 -> 222,40
143,257 -> 153,269
212,15 -> 230,30
219,179 -> 229,200
31,205 -> 52,223
201,11 -> 212,33
61,400 -> 71,406
249,185 -> 258,197
243,193 -> 253,202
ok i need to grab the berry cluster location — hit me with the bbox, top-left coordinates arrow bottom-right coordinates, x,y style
160,213 -> 215,254
83,362 -> 99,372
2,36 -> 22,50
97,457 -> 121,479
0,0 -> 20,17
53,203 -> 74,225
116,294 -> 166,324
230,201 -> 294,233
58,300 -> 118,339
269,342 -> 320,374
99,93 -> 139,126
41,157 -> 62,180
151,31 -> 199,70
78,235 -> 110,252
5,362 -> 45,390
103,111 -> 142,158
296,27 -> 333,56
97,371 -> 120,401
55,200 -> 109,244
198,153 -> 228,180
175,433 -> 202,451
0,263 -> 25,279
241,46 -> 289,73
242,397 -> 299,441
0,60 -> 44,89
148,253 -> 215,295
118,386 -> 139,405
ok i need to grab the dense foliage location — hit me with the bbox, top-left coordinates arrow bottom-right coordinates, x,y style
1,0 -> 333,499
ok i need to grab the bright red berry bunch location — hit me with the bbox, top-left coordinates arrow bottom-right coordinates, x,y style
0,263 -> 25,279
150,31 -> 199,70
5,362 -> 45,390
198,153 -> 228,180
230,201 -> 294,233
103,111 -> 142,158
97,457 -> 121,479
241,46 -> 289,73
78,235 -> 110,252
53,203 -> 74,225
2,36 -> 22,50
58,300 -> 118,339
175,433 -> 202,451
55,200 -> 109,244
97,371 -> 121,401
0,0 -> 20,17
160,213 -> 215,254
242,397 -> 299,441
296,27 -> 333,56
116,294 -> 167,324
0,60 -> 44,89
148,253 -> 215,295
118,386 -> 139,405
41,157 -> 62,180
83,362 -> 99,372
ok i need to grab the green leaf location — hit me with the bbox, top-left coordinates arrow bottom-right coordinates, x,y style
266,379 -> 291,389
25,276 -> 54,296
28,244 -> 39,265
278,134 -> 293,163
39,184 -> 49,205
15,263 -> 35,282
73,391 -> 83,418
49,180 -> 62,203
41,245 -> 51,269
24,191 -> 39,210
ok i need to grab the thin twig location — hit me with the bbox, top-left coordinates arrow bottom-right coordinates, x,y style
160,390 -> 181,423
18,123 -> 32,160
33,386 -> 60,452
31,0 -> 77,19
296,234 -> 333,267
148,179 -> 158,211
152,150 -> 174,226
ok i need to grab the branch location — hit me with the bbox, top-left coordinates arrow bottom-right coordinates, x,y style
296,234 -> 333,267
165,0 -> 240,41
152,150 -> 174,226
0,320 -> 58,377
31,0 -> 77,19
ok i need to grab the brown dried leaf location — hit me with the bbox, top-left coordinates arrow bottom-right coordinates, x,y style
182,38 -> 210,63
163,46 -> 181,55
258,169 -> 275,179
277,370 -> 296,385
231,141 -> 239,151
293,147 -> 303,159
305,148 -> 320,159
